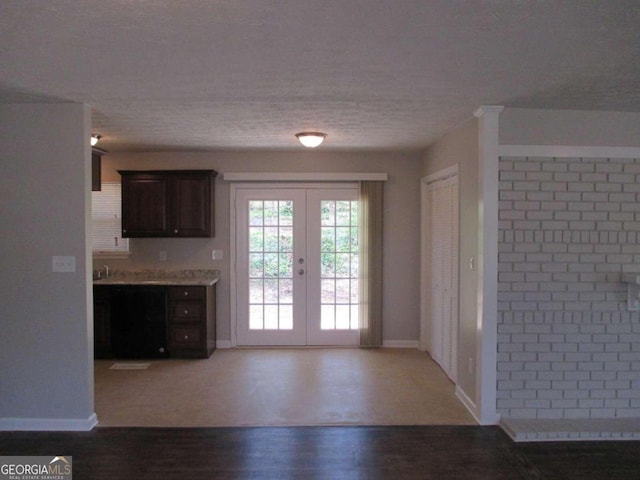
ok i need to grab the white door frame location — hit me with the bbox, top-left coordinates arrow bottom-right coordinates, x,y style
229,182 -> 358,347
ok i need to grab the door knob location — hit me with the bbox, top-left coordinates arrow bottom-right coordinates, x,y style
298,269 -> 305,275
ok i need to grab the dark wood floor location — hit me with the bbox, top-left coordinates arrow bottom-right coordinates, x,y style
0,426 -> 638,480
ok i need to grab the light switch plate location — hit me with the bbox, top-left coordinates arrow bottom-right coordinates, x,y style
52,255 -> 76,273
212,249 -> 223,260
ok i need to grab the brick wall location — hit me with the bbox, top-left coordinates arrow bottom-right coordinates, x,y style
497,156 -> 640,420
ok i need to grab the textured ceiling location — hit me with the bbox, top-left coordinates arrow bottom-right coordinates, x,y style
1,1 -> 639,152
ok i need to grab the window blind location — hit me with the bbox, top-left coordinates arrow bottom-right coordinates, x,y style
92,182 -> 129,254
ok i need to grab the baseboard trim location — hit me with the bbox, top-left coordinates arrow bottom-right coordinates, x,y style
455,386 -> 480,423
382,340 -> 419,348
500,417 -> 640,442
0,413 -> 98,431
216,340 -> 233,349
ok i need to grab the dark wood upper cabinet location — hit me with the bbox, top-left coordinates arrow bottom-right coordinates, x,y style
91,148 -> 106,191
119,170 -> 217,238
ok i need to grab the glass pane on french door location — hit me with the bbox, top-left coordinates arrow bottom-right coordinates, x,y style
235,186 -> 360,346
236,188 -> 307,346
306,189 -> 360,345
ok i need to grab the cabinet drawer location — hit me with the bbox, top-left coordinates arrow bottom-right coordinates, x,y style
168,286 -> 205,300
170,301 -> 203,319
169,326 -> 203,349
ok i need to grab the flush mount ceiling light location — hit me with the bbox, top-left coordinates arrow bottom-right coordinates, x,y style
90,134 -> 102,146
295,132 -> 327,148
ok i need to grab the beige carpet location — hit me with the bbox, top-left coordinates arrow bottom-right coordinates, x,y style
94,348 -> 476,427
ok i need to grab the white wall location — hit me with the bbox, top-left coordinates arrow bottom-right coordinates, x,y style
99,151 -> 423,344
500,108 -> 640,147
422,117 -> 480,403
0,103 -> 95,430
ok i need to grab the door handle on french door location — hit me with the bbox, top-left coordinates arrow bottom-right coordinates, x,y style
298,269 -> 305,275
298,258 -> 304,264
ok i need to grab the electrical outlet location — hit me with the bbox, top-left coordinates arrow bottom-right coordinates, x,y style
212,250 -> 223,260
468,357 -> 474,375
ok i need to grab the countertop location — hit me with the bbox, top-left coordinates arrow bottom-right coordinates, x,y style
93,269 -> 220,286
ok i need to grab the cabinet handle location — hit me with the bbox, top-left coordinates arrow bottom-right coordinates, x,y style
184,310 -> 189,315
174,229 -> 179,234
183,291 -> 189,296
184,335 -> 189,340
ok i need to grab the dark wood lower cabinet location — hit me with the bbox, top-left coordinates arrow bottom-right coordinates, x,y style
168,286 -> 216,358
93,286 -> 112,358
93,284 -> 216,359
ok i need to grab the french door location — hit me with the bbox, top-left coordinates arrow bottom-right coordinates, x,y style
234,185 -> 360,346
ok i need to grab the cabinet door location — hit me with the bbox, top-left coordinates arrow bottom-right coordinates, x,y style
170,173 -> 213,237
93,286 -> 112,358
121,174 -> 169,237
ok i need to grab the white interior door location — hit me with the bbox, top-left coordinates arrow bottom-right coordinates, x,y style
423,174 -> 459,381
234,185 -> 359,346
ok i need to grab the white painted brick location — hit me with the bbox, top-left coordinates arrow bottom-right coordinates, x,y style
605,399 -> 631,409
500,170 -> 526,181
590,389 -> 616,399
551,399 -> 578,409
578,362 -> 604,371
527,172 -> 554,181
568,162 -> 595,173
554,172 -> 580,181
540,181 -> 567,192
565,352 -> 591,362
514,161 -> 542,171
498,380 -> 523,390
511,371 -> 539,381
616,408 -> 640,417
551,380 -> 577,389
525,399 -> 551,409
497,399 -> 524,409
608,173 -> 634,184
554,191 -> 581,201
580,173 -> 607,182
552,343 -> 578,353
497,155 -> 639,422
537,371 -> 564,381
564,371 -> 590,381
551,362 -> 578,371
595,162 -> 623,173
564,409 -> 590,419
592,352 -> 619,362
579,399 -> 604,408
537,409 -> 564,419
539,352 -> 564,362
568,182 -> 595,192
590,408 -> 617,417
509,409 -> 538,419
543,162 -> 568,172
609,192 -> 636,203
604,361 -> 631,371
527,191 -> 554,201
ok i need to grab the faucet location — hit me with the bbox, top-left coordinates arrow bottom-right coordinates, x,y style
103,265 -> 110,279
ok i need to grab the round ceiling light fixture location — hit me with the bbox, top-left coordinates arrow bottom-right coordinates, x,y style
90,134 -> 102,146
295,132 -> 327,148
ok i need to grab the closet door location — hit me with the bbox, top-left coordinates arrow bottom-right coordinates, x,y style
425,174 -> 458,382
